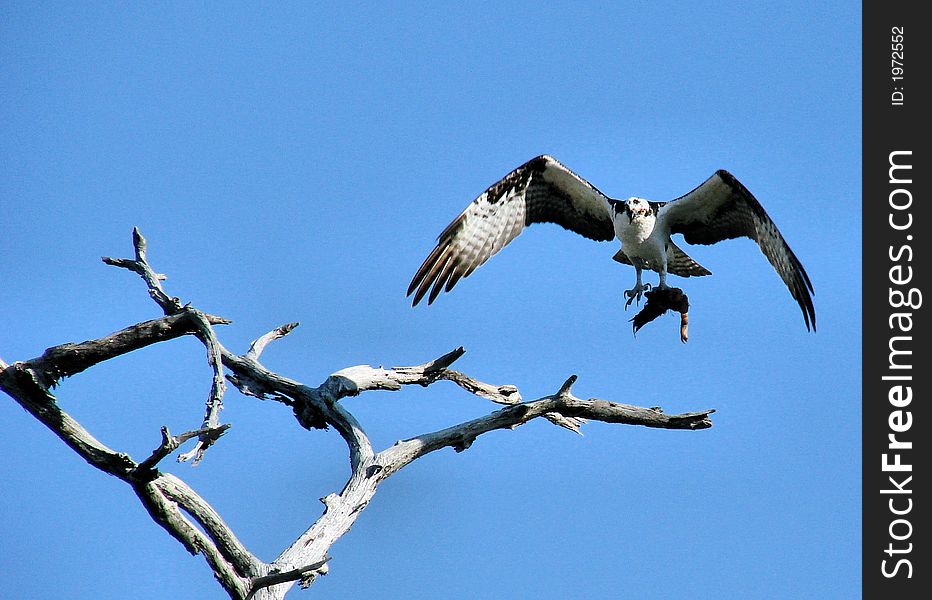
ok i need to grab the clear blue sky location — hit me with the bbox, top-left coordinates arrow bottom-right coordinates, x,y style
1,3 -> 860,599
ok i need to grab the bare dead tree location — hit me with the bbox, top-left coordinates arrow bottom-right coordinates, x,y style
0,229 -> 715,599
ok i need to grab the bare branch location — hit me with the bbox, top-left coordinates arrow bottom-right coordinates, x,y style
557,374 -> 578,397
379,377 -> 714,474
102,227 -> 182,314
103,229 -> 233,465
244,557 -> 331,600
134,479 -> 251,598
220,350 -> 376,471
23,313 -> 229,389
269,459 -> 382,598
397,346 -> 466,376
135,424 -> 232,474
313,349 -> 583,433
178,309 -> 231,465
323,346 -> 466,396
0,363 -> 137,477
155,473 -> 261,576
440,369 -> 585,433
245,322 -> 300,361
439,369 -> 521,403
137,426 -> 189,474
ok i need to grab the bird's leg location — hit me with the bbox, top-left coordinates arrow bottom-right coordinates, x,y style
658,268 -> 669,290
624,264 -> 651,309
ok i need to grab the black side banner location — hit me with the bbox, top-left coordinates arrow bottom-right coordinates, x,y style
863,3 -> 927,598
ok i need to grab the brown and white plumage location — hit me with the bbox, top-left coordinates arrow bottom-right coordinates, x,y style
407,155 -> 815,331
407,155 -> 613,306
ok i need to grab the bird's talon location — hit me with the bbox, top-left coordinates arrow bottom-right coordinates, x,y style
623,284 -> 648,309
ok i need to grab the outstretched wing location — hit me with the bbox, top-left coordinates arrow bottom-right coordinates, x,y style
408,155 -> 615,306
657,170 -> 816,331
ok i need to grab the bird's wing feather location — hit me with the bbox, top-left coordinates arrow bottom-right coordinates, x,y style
408,155 -> 615,305
657,170 -> 816,330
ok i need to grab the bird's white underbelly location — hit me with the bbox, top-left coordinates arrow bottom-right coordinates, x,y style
616,215 -> 666,268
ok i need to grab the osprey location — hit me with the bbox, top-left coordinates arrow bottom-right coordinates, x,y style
407,155 -> 815,331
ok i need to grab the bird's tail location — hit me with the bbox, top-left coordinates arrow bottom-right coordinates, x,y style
666,242 -> 711,277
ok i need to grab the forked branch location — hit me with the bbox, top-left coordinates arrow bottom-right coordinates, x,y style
1,229 -> 714,600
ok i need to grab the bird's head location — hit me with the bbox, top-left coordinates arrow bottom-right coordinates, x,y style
624,197 -> 652,219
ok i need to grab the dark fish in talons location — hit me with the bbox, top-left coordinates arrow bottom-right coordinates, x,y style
631,287 -> 690,343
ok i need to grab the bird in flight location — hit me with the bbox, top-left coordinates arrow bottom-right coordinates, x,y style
407,155 -> 815,331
